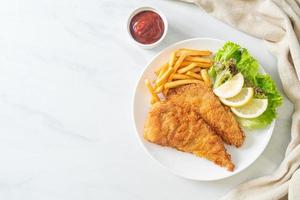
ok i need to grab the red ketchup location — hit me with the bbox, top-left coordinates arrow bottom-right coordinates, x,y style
130,11 -> 164,44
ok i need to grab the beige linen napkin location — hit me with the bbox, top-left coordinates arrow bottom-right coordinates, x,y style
177,0 -> 300,199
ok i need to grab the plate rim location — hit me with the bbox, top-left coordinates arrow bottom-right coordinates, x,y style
132,37 -> 275,181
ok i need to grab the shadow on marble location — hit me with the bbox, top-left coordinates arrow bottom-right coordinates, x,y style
147,25 -> 192,52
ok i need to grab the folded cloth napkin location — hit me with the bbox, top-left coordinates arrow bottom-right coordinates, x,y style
177,0 -> 300,199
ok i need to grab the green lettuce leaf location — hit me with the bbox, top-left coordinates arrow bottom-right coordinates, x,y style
214,41 -> 242,62
237,108 -> 276,129
212,41 -> 282,129
238,74 -> 282,129
236,69 -> 282,129
208,66 -> 217,80
236,49 -> 259,84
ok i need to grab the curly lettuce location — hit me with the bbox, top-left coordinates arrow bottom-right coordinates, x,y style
211,42 -> 282,129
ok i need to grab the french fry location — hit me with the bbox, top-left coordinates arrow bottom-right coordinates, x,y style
166,53 -> 187,83
186,71 -> 203,80
145,48 -> 212,100
173,73 -> 193,80
179,62 -> 189,67
172,53 -> 186,72
155,67 -> 173,88
168,52 -> 176,68
164,79 -> 202,89
180,61 -> 212,68
178,63 -> 197,74
145,79 -> 160,103
162,89 -> 168,96
193,67 -> 201,73
154,85 -> 164,93
176,49 -> 212,57
163,88 -> 169,97
163,53 -> 187,96
154,63 -> 168,76
185,56 -> 212,63
150,97 -> 156,104
201,69 -> 211,86
155,63 -> 169,78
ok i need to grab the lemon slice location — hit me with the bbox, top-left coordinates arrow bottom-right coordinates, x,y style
231,98 -> 268,118
220,88 -> 254,107
213,73 -> 244,98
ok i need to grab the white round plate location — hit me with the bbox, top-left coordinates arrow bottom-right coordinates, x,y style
133,38 -> 275,181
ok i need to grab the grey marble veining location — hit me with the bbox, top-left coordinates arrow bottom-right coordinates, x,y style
0,0 -> 294,199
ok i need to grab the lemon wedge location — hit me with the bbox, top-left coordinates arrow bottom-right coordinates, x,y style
231,98 -> 268,118
220,88 -> 254,107
213,73 -> 244,98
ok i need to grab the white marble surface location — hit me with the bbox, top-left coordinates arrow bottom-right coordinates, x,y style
0,0 -> 294,199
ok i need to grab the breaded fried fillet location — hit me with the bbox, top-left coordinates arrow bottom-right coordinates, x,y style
167,83 -> 245,147
144,101 -> 234,171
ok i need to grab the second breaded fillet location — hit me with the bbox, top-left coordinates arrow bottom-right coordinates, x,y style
144,101 -> 234,171
167,83 -> 245,147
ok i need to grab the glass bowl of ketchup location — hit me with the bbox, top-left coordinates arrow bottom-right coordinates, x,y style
127,7 -> 168,49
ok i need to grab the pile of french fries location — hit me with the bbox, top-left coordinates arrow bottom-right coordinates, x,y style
145,48 -> 213,104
